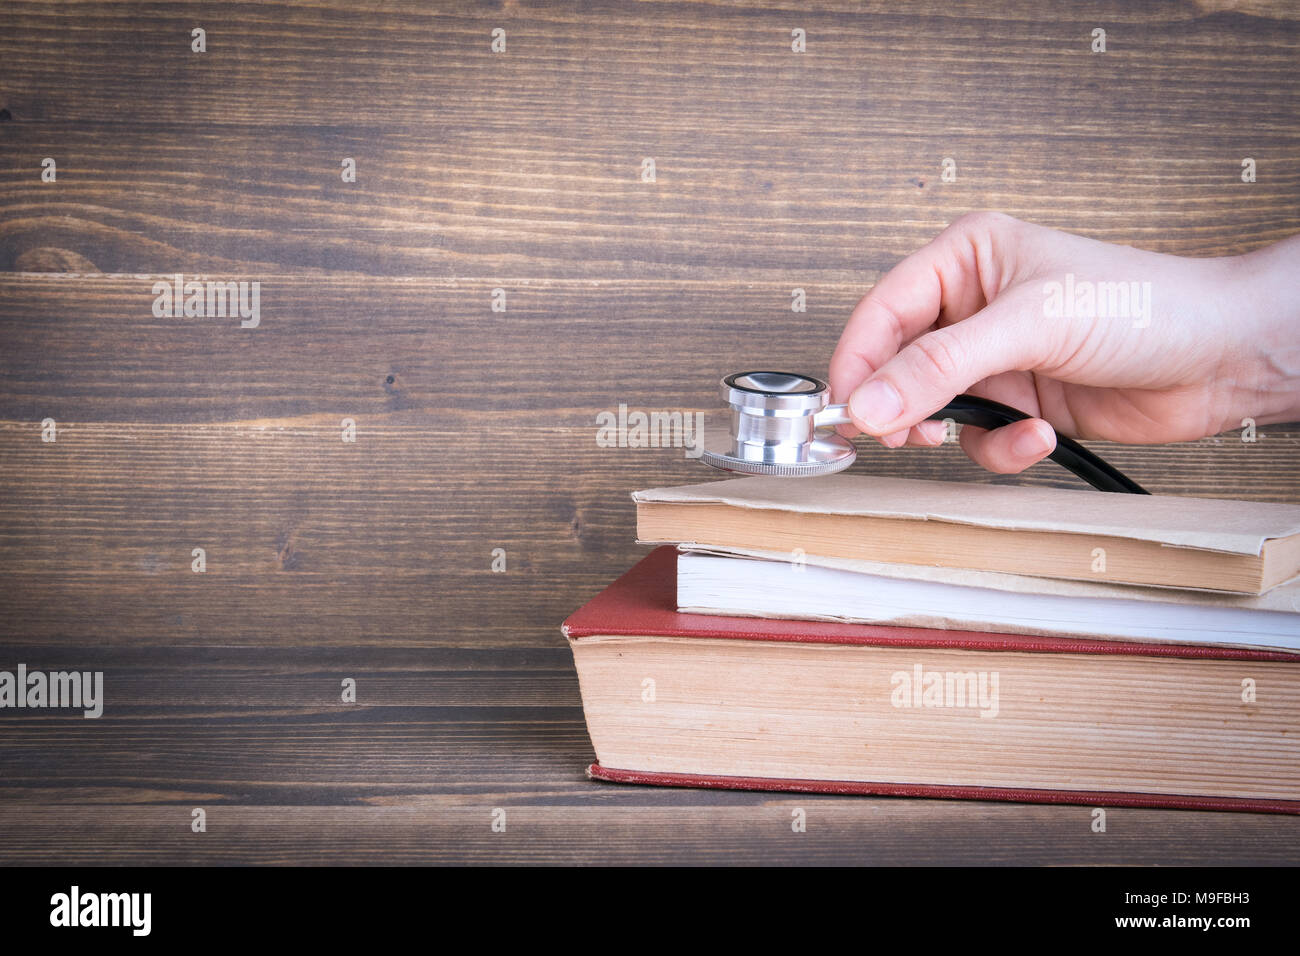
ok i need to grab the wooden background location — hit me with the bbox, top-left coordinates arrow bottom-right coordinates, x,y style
1,0 -> 1298,864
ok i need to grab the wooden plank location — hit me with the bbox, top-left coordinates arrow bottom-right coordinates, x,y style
2,1 -> 1296,132
0,646 -> 588,790
2,2 -> 1298,273
3,124 -> 1297,274
2,801 -> 1297,865
5,276 -> 1300,442
0,275 -> 867,419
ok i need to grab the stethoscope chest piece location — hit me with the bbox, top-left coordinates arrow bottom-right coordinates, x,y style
700,371 -> 857,477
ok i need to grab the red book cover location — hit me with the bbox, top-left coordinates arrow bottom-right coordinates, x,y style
564,547 -> 1300,814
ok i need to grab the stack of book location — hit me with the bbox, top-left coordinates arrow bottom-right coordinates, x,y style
562,474 -> 1300,812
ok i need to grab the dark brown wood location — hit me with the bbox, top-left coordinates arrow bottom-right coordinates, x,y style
1,0 -> 1298,865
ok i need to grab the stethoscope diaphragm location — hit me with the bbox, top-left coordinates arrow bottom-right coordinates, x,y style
700,371 -> 857,477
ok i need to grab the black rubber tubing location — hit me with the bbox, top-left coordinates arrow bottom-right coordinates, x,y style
929,394 -> 1150,494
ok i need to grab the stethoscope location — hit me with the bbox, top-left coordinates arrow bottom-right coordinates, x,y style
700,371 -> 1149,494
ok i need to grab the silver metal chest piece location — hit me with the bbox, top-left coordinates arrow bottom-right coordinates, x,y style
701,370 -> 856,477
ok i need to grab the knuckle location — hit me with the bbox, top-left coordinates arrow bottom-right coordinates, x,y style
869,297 -> 909,349
953,210 -> 1020,238
909,329 -> 966,382
952,209 -> 993,230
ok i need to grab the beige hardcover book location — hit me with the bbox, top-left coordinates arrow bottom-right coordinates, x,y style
634,475 -> 1300,595
573,635 -> 1300,803
564,549 -> 1300,812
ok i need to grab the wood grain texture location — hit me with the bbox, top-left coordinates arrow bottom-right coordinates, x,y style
1,0 -> 1298,865
2,2 -> 1299,273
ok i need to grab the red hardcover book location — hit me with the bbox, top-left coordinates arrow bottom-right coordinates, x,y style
563,547 -> 1300,814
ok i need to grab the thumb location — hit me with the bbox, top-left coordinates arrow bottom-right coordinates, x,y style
846,300 -> 1045,435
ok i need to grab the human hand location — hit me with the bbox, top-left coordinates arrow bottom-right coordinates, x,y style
828,212 -> 1300,474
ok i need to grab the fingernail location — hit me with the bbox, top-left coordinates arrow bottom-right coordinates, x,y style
1012,422 -> 1054,458
918,420 -> 948,445
849,380 -> 903,432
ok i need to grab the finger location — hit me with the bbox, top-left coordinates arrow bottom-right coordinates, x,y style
958,418 -> 1057,474
904,420 -> 950,447
846,294 -> 1046,435
828,212 -> 1024,412
880,420 -> 951,449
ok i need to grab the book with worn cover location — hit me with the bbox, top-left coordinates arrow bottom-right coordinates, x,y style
563,548 -> 1300,814
634,475 -> 1300,594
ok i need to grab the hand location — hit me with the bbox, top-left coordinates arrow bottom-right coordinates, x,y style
828,212 -> 1300,474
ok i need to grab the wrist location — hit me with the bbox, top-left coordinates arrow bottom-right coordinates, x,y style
1216,241 -> 1300,429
